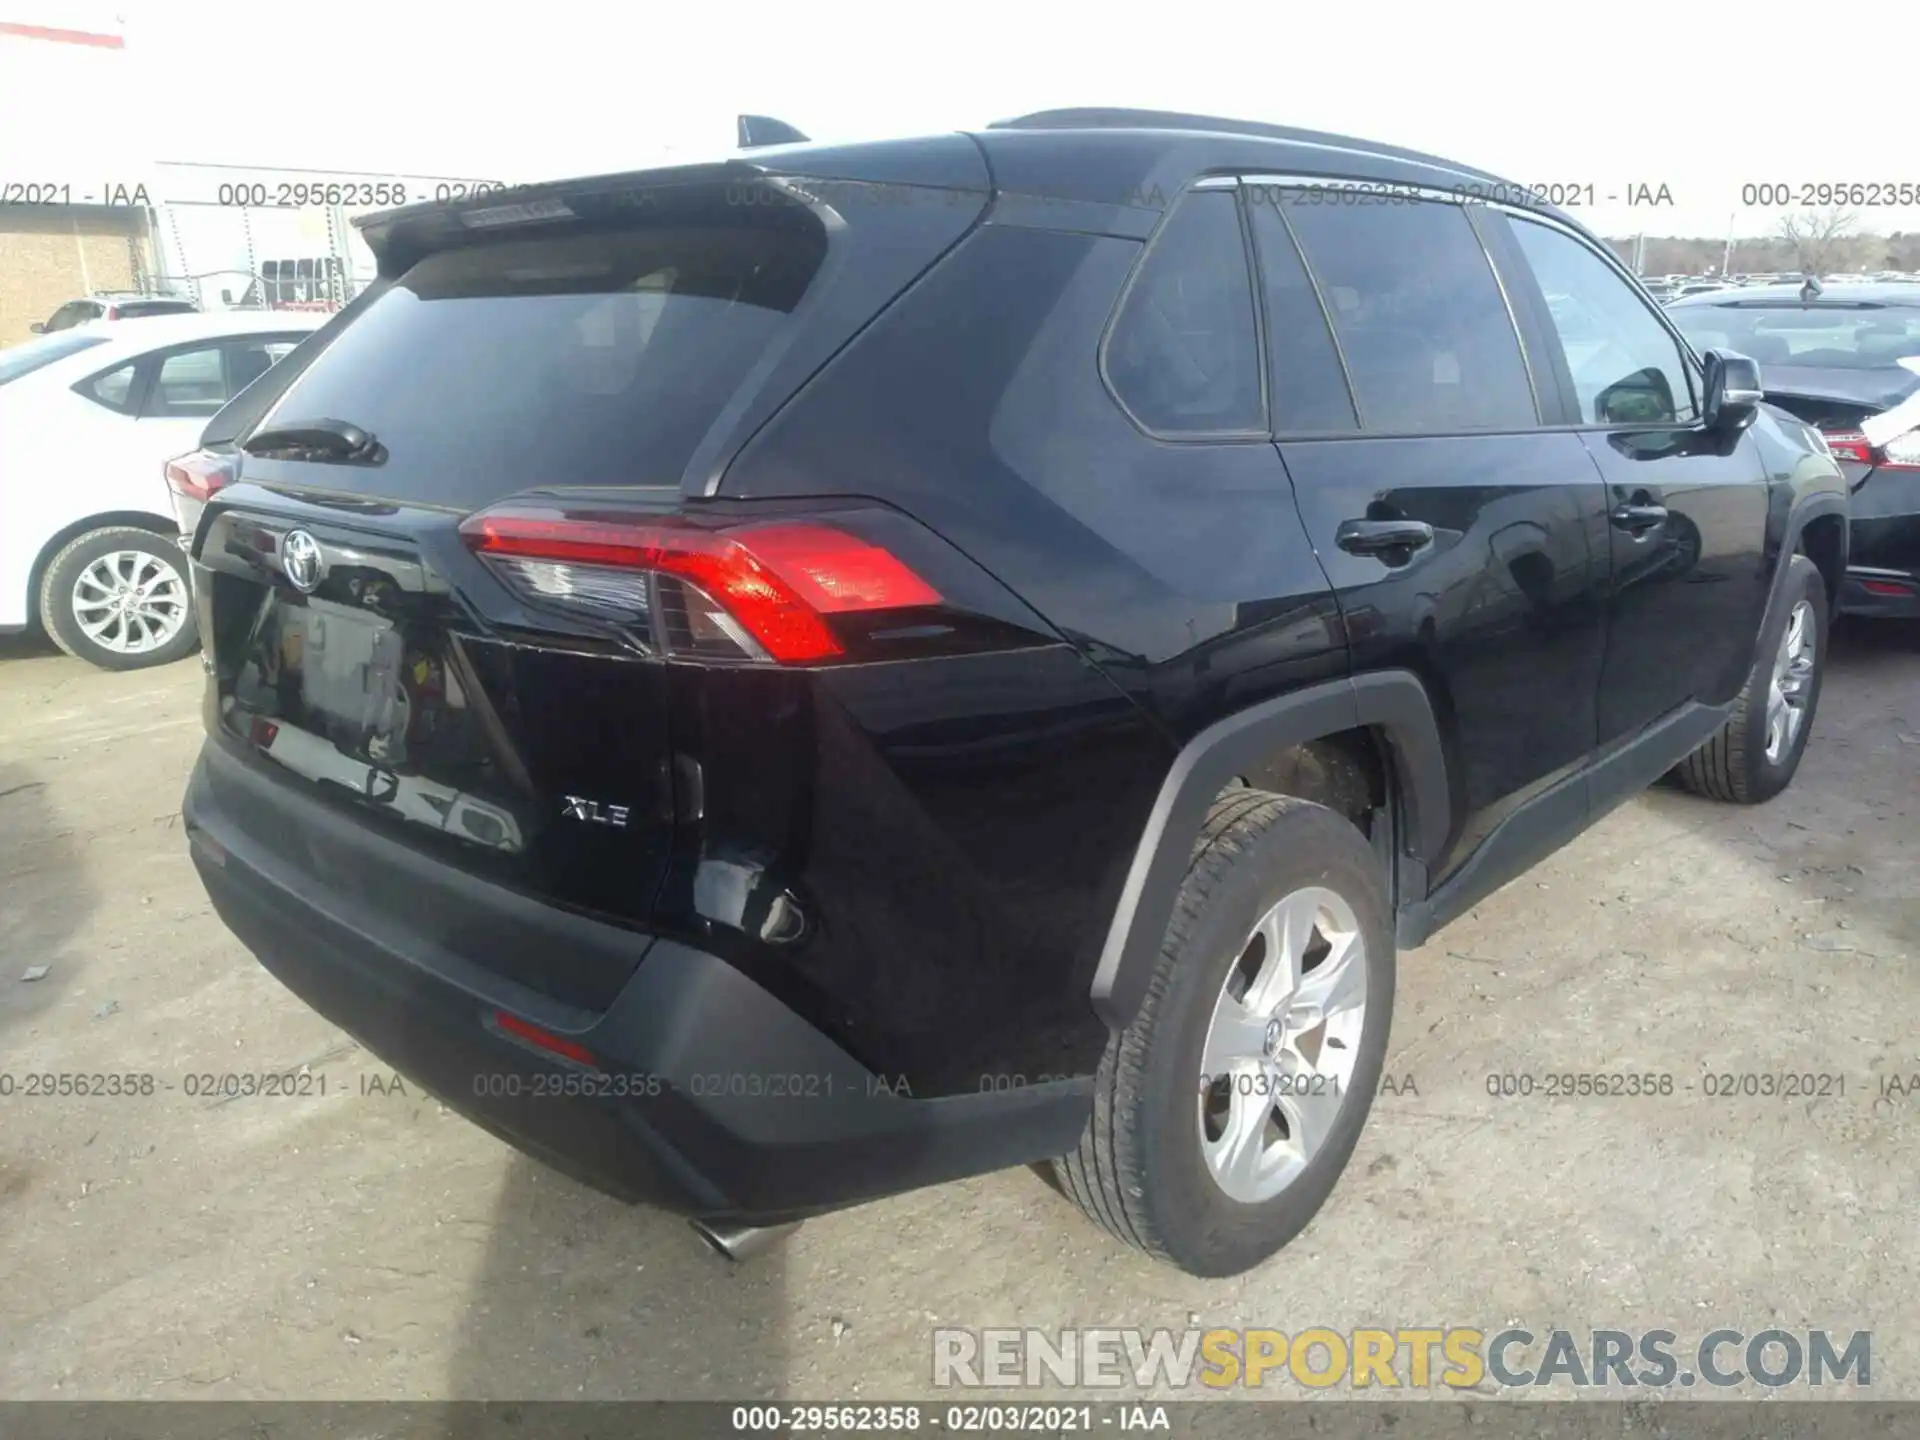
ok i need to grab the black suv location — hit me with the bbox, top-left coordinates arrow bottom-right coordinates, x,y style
180,110 -> 1848,1278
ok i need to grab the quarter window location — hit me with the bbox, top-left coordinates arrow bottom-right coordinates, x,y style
1507,216 -> 1699,425
146,346 -> 230,417
1280,197 -> 1538,433
1105,190 -> 1265,435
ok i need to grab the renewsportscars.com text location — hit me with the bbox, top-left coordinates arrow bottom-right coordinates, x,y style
932,1327 -> 1870,1391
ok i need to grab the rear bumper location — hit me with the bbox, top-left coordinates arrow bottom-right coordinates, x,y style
183,743 -> 1092,1224
1838,567 -> 1920,619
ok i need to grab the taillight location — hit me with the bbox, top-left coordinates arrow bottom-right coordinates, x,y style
104,305 -> 119,320
1861,578 -> 1915,598
458,503 -> 942,665
1880,428 -> 1920,471
165,449 -> 236,504
1819,425 -> 1920,471
1818,428 -> 1875,464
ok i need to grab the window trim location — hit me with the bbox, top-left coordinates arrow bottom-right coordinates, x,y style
1232,173 -> 1547,440
1096,181 -> 1272,444
1492,206 -> 1708,432
1245,188 -> 1362,436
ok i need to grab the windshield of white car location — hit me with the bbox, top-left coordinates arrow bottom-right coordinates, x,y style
0,330 -> 111,387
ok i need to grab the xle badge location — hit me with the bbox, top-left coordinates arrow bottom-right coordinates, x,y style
563,795 -> 631,828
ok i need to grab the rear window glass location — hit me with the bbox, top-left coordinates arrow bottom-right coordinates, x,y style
1669,304 -> 1920,370
117,300 -> 196,318
0,330 -> 109,386
255,221 -> 829,502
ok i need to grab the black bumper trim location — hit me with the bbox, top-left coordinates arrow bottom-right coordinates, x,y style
184,748 -> 1093,1223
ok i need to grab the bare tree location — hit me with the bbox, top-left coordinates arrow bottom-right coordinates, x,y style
1777,207 -> 1860,275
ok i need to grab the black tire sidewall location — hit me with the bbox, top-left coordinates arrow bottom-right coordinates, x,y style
43,529 -> 199,671
1738,557 -> 1827,800
1135,805 -> 1394,1275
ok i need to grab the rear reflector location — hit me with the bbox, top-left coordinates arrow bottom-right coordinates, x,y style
1861,579 -> 1914,597
459,505 -> 941,664
492,1010 -> 598,1067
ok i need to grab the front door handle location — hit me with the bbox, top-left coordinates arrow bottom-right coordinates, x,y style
1610,503 -> 1668,532
1336,519 -> 1435,557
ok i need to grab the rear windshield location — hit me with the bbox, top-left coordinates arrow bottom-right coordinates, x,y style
254,220 -> 829,503
116,300 -> 196,318
1669,303 -> 1920,370
0,330 -> 109,387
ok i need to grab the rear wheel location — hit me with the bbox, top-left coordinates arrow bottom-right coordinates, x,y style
1674,554 -> 1826,804
38,526 -> 199,671
1051,792 -> 1393,1277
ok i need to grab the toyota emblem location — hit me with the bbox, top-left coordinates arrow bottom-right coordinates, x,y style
281,529 -> 325,593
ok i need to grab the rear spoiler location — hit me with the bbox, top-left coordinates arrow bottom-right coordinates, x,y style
737,114 -> 810,148
351,136 -> 990,278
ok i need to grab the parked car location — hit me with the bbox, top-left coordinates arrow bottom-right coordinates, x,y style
1668,282 -> 1920,616
0,312 -> 323,669
30,292 -> 199,333
178,109 -> 1848,1278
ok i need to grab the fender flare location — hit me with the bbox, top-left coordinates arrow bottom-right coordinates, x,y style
1089,670 -> 1449,1028
1782,490 -> 1848,585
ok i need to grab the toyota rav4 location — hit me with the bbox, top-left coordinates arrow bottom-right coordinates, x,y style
179,109 -> 1849,1277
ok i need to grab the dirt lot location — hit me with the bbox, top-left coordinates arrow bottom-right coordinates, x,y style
0,622 -> 1915,1402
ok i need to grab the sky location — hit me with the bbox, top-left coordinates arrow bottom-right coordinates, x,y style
6,0 -> 1920,243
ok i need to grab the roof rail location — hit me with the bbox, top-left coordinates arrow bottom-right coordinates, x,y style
984,108 -> 1503,184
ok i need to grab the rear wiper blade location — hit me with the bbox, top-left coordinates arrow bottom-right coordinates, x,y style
243,417 -> 386,464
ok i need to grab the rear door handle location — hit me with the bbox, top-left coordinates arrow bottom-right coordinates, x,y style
1335,519 -> 1435,556
1610,503 -> 1668,531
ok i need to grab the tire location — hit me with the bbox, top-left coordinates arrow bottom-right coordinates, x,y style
1673,554 -> 1827,804
1051,791 -> 1394,1277
37,526 -> 199,672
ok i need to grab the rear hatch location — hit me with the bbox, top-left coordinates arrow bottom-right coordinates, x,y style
191,146 -> 990,1010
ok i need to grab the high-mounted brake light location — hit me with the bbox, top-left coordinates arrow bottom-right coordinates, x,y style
458,505 -> 942,664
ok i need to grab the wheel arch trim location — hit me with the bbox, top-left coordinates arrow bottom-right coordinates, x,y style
1090,671 -> 1448,1027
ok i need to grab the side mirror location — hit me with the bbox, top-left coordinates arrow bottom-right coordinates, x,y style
29,322 -> 46,334
220,288 -> 233,305
1702,349 -> 1764,432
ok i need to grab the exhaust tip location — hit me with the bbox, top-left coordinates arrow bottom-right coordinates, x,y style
690,1218 -> 800,1262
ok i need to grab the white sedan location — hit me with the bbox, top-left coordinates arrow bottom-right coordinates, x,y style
0,311 -> 324,670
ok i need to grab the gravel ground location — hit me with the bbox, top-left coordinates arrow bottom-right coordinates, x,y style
0,621 -> 1914,1403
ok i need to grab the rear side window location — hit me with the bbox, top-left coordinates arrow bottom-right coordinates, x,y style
1245,197 -> 1358,432
1281,198 -> 1537,433
84,361 -> 139,412
1507,216 -> 1698,425
1104,191 -> 1265,436
254,220 -> 829,502
147,346 -> 229,417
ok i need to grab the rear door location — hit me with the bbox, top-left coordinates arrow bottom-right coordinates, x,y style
1494,212 -> 1773,745
1249,184 -> 1613,879
189,167 -> 988,1007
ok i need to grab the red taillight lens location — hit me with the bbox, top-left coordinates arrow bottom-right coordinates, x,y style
104,305 -> 119,320
1862,579 -> 1914,598
164,449 -> 235,503
458,505 -> 942,665
1820,426 -> 1920,472
1819,428 -> 1875,465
